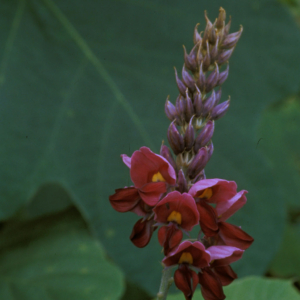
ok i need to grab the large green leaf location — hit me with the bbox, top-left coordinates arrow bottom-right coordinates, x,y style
0,208 -> 125,300
166,276 -> 300,300
1,0 -> 300,293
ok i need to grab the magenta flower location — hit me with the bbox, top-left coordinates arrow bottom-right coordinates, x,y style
154,191 -> 199,254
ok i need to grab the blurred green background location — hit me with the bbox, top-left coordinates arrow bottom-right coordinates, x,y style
1,0 -> 300,299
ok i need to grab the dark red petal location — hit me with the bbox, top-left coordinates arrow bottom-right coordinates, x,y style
174,265 -> 199,300
159,223 -> 183,256
218,222 -> 254,250
130,218 -> 156,248
198,268 -> 225,300
197,201 -> 219,237
109,187 -> 140,212
138,182 -> 167,206
213,265 -> 237,286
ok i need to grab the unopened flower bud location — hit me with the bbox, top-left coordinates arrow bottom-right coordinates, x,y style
206,63 -> 219,92
194,120 -> 215,152
167,121 -> 185,155
176,95 -> 186,123
217,63 -> 229,86
224,18 -> 232,37
193,23 -> 202,45
194,87 -> 203,117
207,142 -> 214,161
177,169 -> 188,193
175,68 -> 186,96
182,66 -> 196,92
217,48 -> 234,65
165,97 -> 177,121
197,62 -> 206,92
183,44 -> 198,72
216,7 -> 226,30
222,26 -> 243,49
187,147 -> 208,179
215,88 -> 222,105
202,41 -> 211,72
202,90 -> 216,117
184,118 -> 195,151
210,36 -> 219,62
202,11 -> 213,49
160,144 -> 177,172
209,27 -> 217,45
211,99 -> 230,120
185,90 -> 194,121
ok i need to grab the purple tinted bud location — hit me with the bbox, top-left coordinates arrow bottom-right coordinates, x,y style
194,120 -> 215,152
184,118 -> 195,151
177,169 -> 188,193
187,147 -> 208,179
209,27 -> 217,45
185,90 -> 194,121
183,44 -> 199,72
182,66 -> 196,92
216,7 -> 226,30
197,62 -> 206,92
202,90 -> 216,117
175,68 -> 186,96
217,48 -> 234,65
217,63 -> 229,86
202,11 -> 213,49
222,26 -> 243,49
167,121 -> 185,155
194,87 -> 203,117
210,36 -> 219,62
211,99 -> 230,120
224,18 -> 232,37
202,41 -> 211,72
193,23 -> 202,45
215,88 -> 222,105
176,95 -> 186,123
165,97 -> 177,121
160,144 -> 177,172
207,142 -> 214,161
206,63 -> 219,93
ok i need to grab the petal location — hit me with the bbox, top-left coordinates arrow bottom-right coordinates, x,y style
206,246 -> 244,265
197,201 -> 219,237
216,190 -> 247,221
109,187 -> 140,213
154,191 -> 199,231
198,268 -> 225,300
130,218 -> 156,248
213,265 -> 237,286
138,181 -> 166,206
158,223 -> 183,256
121,154 -> 131,168
218,222 -> 254,250
189,179 -> 237,204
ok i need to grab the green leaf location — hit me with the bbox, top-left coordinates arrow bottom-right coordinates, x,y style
1,0 -> 300,293
0,208 -> 125,300
165,276 -> 300,300
270,224 -> 300,278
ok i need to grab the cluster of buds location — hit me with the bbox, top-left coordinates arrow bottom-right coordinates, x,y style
109,8 -> 253,300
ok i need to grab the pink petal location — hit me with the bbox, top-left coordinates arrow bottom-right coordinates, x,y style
138,181 -> 166,206
121,154 -> 131,168
206,245 -> 244,265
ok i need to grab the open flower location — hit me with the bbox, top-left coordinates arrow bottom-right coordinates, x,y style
154,191 -> 199,254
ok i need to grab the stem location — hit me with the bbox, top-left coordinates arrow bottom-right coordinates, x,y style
156,267 -> 175,300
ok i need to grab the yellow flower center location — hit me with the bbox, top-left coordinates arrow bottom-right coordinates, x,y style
198,188 -> 213,200
179,252 -> 193,264
167,211 -> 182,225
152,172 -> 165,182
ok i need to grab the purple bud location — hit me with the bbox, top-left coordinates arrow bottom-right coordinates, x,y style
207,142 -> 214,161
194,120 -> 215,152
210,36 -> 219,62
202,90 -> 216,117
177,169 -> 188,193
211,99 -> 230,120
202,41 -> 211,72
182,66 -> 196,92
187,147 -> 208,179
165,97 -> 177,121
206,63 -> 219,93
197,62 -> 206,92
216,7 -> 226,30
174,68 -> 186,96
222,26 -> 243,49
224,18 -> 232,37
193,23 -> 202,45
185,90 -> 194,121
167,121 -> 185,155
209,27 -> 217,45
217,64 -> 229,86
183,44 -> 199,73
184,118 -> 195,151
160,144 -> 177,172
176,95 -> 186,123
202,11 -> 213,49
217,48 -> 234,65
194,88 -> 203,117
215,88 -> 222,105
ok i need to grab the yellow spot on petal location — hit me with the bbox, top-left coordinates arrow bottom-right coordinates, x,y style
152,172 -> 165,182
179,252 -> 193,265
167,210 -> 182,225
198,188 -> 213,200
